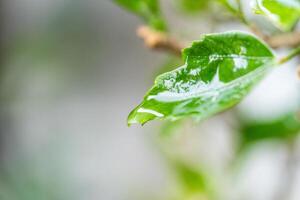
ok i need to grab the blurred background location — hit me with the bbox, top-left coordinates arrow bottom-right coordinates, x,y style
0,0 -> 299,200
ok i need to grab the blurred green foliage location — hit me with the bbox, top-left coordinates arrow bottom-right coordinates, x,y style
172,161 -> 215,200
238,112 -> 300,152
114,0 -> 167,31
160,119 -> 184,138
253,0 -> 300,31
178,0 -> 210,13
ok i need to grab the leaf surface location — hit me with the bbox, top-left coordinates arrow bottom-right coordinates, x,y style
128,31 -> 275,125
253,0 -> 300,31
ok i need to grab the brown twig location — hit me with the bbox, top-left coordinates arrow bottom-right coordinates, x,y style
297,65 -> 300,79
136,26 -> 184,56
249,25 -> 269,41
249,25 -> 300,48
267,32 -> 300,49
137,25 -> 300,57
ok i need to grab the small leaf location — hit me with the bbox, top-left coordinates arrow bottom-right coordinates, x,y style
128,31 -> 275,125
253,0 -> 300,31
114,0 -> 167,31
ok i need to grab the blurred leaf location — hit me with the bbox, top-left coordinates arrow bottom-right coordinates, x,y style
239,112 -> 300,151
114,0 -> 167,31
253,0 -> 300,31
128,31 -> 275,125
160,119 -> 184,138
175,163 -> 208,193
172,162 -> 215,200
178,0 -> 210,13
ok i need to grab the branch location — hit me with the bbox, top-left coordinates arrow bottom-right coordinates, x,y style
297,65 -> 300,79
267,32 -> 300,49
250,25 -> 300,48
136,26 -> 184,57
251,25 -> 300,64
278,45 -> 300,64
137,25 -> 300,58
230,3 -> 300,49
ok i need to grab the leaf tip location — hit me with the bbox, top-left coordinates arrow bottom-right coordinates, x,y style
127,105 -> 163,126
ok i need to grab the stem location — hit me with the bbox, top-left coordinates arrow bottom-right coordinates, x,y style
267,31 -> 300,48
234,1 -> 300,49
136,26 -> 184,57
278,45 -> 300,64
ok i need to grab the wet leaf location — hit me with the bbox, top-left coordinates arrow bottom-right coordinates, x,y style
253,0 -> 300,31
128,31 -> 275,125
114,0 -> 167,31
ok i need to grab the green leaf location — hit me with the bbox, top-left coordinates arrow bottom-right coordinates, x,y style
239,113 -> 300,151
173,162 -> 215,199
253,0 -> 300,31
128,31 -> 275,125
114,0 -> 167,31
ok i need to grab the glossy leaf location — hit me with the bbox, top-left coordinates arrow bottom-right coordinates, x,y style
253,0 -> 300,31
114,0 -> 167,31
128,31 -> 275,125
